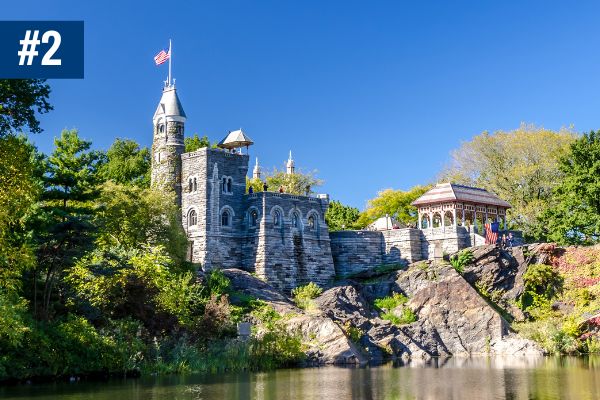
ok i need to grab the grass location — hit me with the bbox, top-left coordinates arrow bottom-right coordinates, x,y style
291,282 -> 323,310
373,292 -> 417,326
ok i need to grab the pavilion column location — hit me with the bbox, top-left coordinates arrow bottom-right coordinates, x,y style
452,208 -> 457,227
441,210 -> 445,229
461,204 -> 465,226
418,213 -> 422,230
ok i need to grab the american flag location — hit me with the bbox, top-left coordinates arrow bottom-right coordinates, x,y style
154,49 -> 170,65
484,222 -> 499,245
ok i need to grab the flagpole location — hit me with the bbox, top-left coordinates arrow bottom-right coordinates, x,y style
168,39 -> 172,87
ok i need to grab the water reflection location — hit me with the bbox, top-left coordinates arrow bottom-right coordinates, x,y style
1,356 -> 600,400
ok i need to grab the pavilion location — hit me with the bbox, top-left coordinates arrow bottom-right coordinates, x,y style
412,183 -> 511,232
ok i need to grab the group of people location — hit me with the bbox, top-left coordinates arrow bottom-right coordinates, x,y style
499,232 -> 514,249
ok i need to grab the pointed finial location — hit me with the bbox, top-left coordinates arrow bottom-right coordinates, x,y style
286,150 -> 295,175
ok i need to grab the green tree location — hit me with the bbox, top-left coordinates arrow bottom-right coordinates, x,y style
440,124 -> 575,241
265,168 -> 323,195
0,135 -> 42,291
246,176 -> 267,194
35,129 -> 103,319
67,246 -> 201,330
325,200 -> 361,231
0,79 -> 52,136
357,185 -> 430,228
542,131 -> 600,244
184,133 -> 211,152
99,138 -> 150,187
95,182 -> 187,262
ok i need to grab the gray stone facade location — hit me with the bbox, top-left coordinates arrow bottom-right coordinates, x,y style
172,145 -> 335,292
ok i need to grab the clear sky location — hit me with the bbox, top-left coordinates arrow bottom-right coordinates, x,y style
5,1 -> 600,209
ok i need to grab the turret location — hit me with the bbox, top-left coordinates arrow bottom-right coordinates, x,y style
151,83 -> 186,205
286,150 -> 295,175
252,157 -> 261,179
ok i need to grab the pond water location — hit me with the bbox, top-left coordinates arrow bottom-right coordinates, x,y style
1,357 -> 599,400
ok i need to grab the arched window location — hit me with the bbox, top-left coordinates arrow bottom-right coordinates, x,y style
193,178 -> 197,192
159,124 -> 165,133
221,210 -> 230,226
188,209 -> 197,227
308,215 -> 315,230
188,178 -> 193,192
292,212 -> 300,228
273,210 -> 281,227
222,177 -> 227,193
250,210 -> 258,227
227,178 -> 233,193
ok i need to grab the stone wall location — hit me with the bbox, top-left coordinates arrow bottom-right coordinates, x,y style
382,229 -> 423,264
330,228 -> 425,278
420,226 -> 472,259
242,192 -> 335,292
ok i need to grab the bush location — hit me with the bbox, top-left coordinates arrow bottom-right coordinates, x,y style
449,250 -> 474,274
373,292 -> 408,311
380,308 -> 417,326
518,263 -> 563,312
513,317 -> 581,354
343,322 -> 363,343
374,293 -> 416,326
291,282 -> 323,310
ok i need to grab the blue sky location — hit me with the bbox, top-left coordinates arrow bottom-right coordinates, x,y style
5,1 -> 600,209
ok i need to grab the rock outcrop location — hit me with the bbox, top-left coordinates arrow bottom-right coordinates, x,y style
223,246 -> 545,365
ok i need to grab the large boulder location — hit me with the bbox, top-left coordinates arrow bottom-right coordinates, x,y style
223,268 -> 366,364
285,315 -> 367,365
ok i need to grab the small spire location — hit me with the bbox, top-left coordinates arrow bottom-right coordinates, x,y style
286,150 -> 295,175
253,157 -> 261,179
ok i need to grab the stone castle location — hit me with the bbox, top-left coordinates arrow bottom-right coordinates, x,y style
151,83 -> 518,292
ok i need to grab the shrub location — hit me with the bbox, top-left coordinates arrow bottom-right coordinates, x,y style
343,322 -> 363,343
291,282 -> 323,310
518,263 -> 563,312
380,308 -> 417,326
513,317 -> 581,354
449,250 -> 474,274
373,292 -> 408,311
374,293 -> 416,326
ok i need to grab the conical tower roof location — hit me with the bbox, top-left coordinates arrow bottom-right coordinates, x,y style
153,86 -> 186,120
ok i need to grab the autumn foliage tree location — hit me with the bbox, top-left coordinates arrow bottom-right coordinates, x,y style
440,124 -> 575,240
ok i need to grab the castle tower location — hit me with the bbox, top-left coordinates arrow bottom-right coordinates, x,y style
286,151 -> 295,175
151,84 -> 186,205
252,157 -> 261,179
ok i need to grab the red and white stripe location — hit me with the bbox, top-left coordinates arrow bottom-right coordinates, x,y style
485,223 -> 499,245
154,50 -> 170,65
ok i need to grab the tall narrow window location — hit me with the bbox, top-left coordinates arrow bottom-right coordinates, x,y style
222,177 -> 227,193
188,209 -> 197,227
193,178 -> 197,192
188,178 -> 193,192
308,215 -> 315,230
221,210 -> 230,226
273,210 -> 281,227
292,213 -> 300,228
227,178 -> 233,193
250,210 -> 258,227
